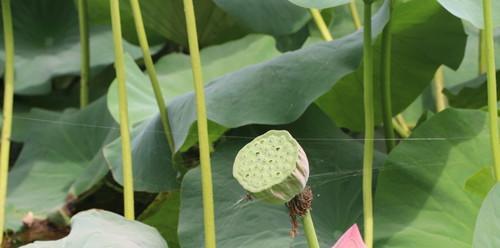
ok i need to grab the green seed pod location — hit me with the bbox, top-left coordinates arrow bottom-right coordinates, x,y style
233,130 -> 309,204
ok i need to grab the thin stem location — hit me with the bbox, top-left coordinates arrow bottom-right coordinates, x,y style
433,67 -> 447,112
480,29 -> 487,74
303,211 -> 320,248
392,118 -> 411,138
395,114 -> 411,134
380,0 -> 395,152
482,0 -> 500,181
129,0 -> 175,153
362,3 -> 374,248
309,9 -> 333,41
78,0 -> 90,108
0,0 -> 14,242
182,0 -> 216,247
349,0 -> 362,30
110,0 -> 135,220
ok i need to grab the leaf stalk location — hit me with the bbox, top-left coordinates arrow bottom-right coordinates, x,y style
309,9 -> 333,41
362,2 -> 374,247
182,0 -> 217,247
433,67 -> 447,112
380,0 -> 395,152
129,0 -> 176,153
110,0 -> 135,220
0,0 -> 14,242
349,0 -> 362,30
303,211 -> 320,248
78,0 -> 90,108
482,0 -> 500,181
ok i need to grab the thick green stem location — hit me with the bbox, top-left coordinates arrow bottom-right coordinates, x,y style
78,0 -> 90,108
129,0 -> 175,153
110,0 -> 135,220
349,0 -> 362,30
0,0 -> 14,242
182,0 -> 217,247
433,67 -> 447,112
303,211 -> 320,248
480,29 -> 487,74
362,3 -> 374,248
482,0 -> 500,181
309,9 -> 333,41
380,0 -> 395,152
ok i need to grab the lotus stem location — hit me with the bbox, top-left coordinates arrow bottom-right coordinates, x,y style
380,0 -> 395,152
480,29 -> 487,74
110,0 -> 135,220
129,0 -> 175,153
482,0 -> 500,181
309,9 -> 333,41
433,67 -> 447,112
349,0 -> 362,30
0,0 -> 14,242
303,211 -> 320,248
78,0 -> 90,108
362,2 -> 374,247
392,118 -> 410,138
182,0 -> 217,247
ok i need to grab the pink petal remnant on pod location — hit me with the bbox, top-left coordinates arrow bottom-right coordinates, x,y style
332,224 -> 366,248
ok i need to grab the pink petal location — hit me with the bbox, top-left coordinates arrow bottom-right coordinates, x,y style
331,224 -> 367,248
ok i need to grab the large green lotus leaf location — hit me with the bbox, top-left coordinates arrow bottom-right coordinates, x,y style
437,0 -> 500,29
178,105 -> 386,247
317,0 -> 466,131
374,109 -> 493,247
87,0 -> 247,47
5,98 -> 117,231
103,114 -> 179,192
140,192 -> 181,248
0,0 -> 143,95
289,0 -> 350,9
213,0 -> 310,36
160,1 -> 389,151
473,183 -> 500,248
443,26 -> 500,87
400,26 -> 500,126
443,71 -> 500,109
21,210 -> 168,248
107,35 -> 280,126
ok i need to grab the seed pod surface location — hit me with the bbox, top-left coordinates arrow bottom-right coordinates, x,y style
233,130 -> 309,204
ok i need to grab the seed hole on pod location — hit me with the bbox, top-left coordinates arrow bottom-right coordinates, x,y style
276,172 -> 281,176
256,151 -> 260,156
276,147 -> 280,151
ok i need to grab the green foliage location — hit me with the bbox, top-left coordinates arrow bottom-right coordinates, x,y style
0,0 -> 144,95
473,183 -> 500,247
288,0 -> 350,9
5,98 -> 116,231
20,210 -> 168,248
318,0 -> 467,130
437,0 -> 500,29
107,35 -> 280,126
87,0 -> 246,47
1,0 -> 500,246
375,109 -> 493,247
178,106 -> 386,247
213,0 -> 310,35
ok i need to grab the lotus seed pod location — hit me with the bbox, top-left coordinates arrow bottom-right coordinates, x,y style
233,130 -> 309,204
